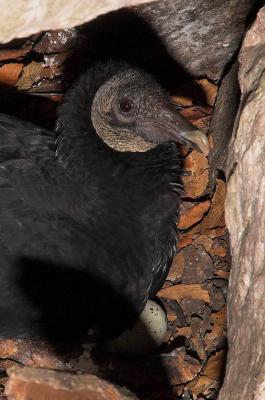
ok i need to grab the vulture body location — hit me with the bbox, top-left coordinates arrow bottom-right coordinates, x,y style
0,62 -> 208,342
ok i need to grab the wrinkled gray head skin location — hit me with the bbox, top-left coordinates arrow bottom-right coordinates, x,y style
91,68 -> 209,154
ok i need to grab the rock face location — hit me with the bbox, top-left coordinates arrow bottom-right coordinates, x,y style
138,0 -> 254,80
5,366 -> 138,400
219,6 -> 265,400
0,0 -> 254,82
0,0 -> 153,44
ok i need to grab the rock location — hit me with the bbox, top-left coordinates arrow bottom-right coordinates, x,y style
0,0 -> 254,83
74,0 -> 254,85
5,366 -> 138,400
138,0 -> 254,80
219,5 -> 265,400
0,0 -> 153,44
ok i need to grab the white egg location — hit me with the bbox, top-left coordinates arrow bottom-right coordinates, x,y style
104,299 -> 168,355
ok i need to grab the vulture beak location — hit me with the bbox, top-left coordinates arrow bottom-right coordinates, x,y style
142,103 -> 210,155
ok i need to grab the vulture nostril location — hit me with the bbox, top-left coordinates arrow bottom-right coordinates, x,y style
120,98 -> 134,113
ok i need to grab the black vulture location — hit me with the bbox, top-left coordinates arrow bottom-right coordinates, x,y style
0,61 -> 208,344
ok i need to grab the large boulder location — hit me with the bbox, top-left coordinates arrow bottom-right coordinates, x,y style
219,6 -> 265,399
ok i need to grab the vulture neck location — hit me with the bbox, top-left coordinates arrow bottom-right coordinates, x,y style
55,63 -> 126,176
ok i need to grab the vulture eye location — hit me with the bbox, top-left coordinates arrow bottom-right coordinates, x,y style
119,98 -> 134,113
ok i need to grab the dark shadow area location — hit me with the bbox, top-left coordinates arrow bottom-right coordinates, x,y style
0,90 -> 59,129
0,8 -> 208,129
17,257 -> 138,341
245,0 -> 265,28
13,256 -> 175,399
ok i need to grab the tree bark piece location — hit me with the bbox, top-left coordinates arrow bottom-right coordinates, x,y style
219,6 -> 265,400
207,62 -> 240,191
138,0 -> 254,80
5,366 -> 138,400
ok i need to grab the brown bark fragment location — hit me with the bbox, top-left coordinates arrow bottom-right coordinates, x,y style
199,179 -> 226,232
5,366 -> 138,400
166,251 -> 184,282
138,0 -> 254,81
0,44 -> 32,62
158,284 -> 210,303
177,233 -> 194,249
17,61 -> 62,91
192,235 -> 213,253
0,339 -> 77,370
204,307 -> 226,353
178,200 -> 211,229
182,151 -> 209,198
0,64 -> 23,87
181,245 -> 214,284
202,350 -> 226,381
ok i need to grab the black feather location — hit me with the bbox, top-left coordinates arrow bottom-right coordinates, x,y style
0,62 -> 183,342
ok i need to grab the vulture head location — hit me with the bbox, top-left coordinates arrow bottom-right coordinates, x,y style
57,62 -> 209,156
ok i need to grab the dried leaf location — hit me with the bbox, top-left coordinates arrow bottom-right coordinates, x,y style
192,115 -> 212,133
202,350 -> 227,380
178,200 -> 211,229
204,307 -> 227,353
189,374 -> 221,397
200,179 -> 226,231
209,246 -> 227,257
190,317 -> 207,361
180,298 -> 206,318
27,77 -> 63,93
183,151 -> 209,198
209,284 -> 226,311
205,226 -> 227,238
166,252 -> 184,282
0,63 -> 23,87
177,233 -> 194,249
17,61 -> 44,90
158,284 -> 210,303
195,79 -> 218,107
214,270 -> 229,279
180,107 -> 208,123
17,60 -> 63,91
171,94 -> 192,107
192,235 -> 213,253
177,326 -> 192,338
181,245 -> 214,284
0,44 -> 31,62
211,306 -> 227,329
161,350 -> 202,385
